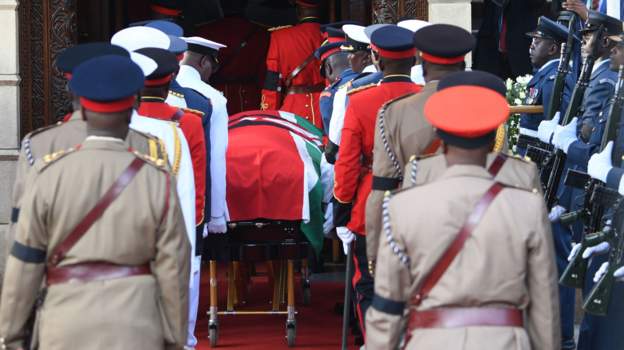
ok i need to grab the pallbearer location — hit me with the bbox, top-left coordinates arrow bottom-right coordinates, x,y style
365,23 -> 474,266
366,79 -> 560,350
0,55 -> 190,350
332,25 -> 422,339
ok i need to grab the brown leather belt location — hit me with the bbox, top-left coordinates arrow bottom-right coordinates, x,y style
408,307 -> 523,329
286,83 -> 325,95
47,262 -> 151,286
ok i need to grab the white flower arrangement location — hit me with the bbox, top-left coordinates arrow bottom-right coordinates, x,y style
506,74 -> 532,153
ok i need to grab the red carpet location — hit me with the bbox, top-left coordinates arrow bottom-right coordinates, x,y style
195,265 -> 357,349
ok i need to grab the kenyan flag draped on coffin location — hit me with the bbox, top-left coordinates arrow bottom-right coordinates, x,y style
227,110 -> 325,255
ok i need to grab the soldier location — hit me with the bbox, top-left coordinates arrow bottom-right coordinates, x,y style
536,12 -> 622,349
4,42 -> 169,256
400,71 -> 541,193
0,55 -> 190,350
260,0 -> 325,129
177,37 -> 230,237
516,16 -> 575,157
134,47 -> 209,350
571,29 -> 624,350
316,41 -> 357,132
333,25 -> 422,339
365,23 -> 474,265
366,82 -> 560,350
326,24 -> 382,164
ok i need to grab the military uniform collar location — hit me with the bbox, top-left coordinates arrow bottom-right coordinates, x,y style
82,136 -> 128,151
537,58 -> 559,73
177,64 -> 227,104
299,17 -> 321,24
592,58 -> 610,77
381,74 -> 412,83
422,80 -> 439,92
440,164 -> 494,181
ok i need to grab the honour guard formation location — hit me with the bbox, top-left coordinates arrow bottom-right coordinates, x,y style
2,0 -> 624,349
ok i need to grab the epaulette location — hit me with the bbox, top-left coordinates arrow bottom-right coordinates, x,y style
347,83 -> 376,96
182,107 -> 205,118
34,146 -> 79,173
268,25 -> 292,32
502,151 -> 531,164
383,92 -> 417,110
131,149 -> 168,171
22,121 -> 64,166
169,90 -> 185,98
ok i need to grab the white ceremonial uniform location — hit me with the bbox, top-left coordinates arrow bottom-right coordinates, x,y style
130,111 -> 196,251
176,64 -> 230,228
130,110 -> 199,347
175,64 -> 229,347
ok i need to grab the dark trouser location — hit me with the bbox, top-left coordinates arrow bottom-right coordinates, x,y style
352,234 -> 373,340
577,254 -> 624,350
552,222 -> 577,350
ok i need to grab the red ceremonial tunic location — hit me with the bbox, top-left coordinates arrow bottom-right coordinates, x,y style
138,98 -> 207,225
260,19 -> 324,130
334,76 -> 422,235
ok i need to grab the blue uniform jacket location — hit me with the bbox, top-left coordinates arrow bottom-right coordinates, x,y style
557,59 -> 617,209
320,68 -> 358,132
520,59 -> 575,131
170,79 -> 213,225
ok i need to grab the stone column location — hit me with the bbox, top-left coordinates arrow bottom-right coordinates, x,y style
0,0 -> 20,286
428,0 -> 473,67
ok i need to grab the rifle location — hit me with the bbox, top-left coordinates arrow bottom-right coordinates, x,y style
559,65 -> 624,288
584,201 -> 624,315
543,25 -> 605,209
546,11 -> 578,121
526,12 -> 578,185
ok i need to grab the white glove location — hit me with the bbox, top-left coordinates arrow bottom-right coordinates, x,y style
537,112 -> 560,144
567,242 -> 582,261
323,202 -> 334,236
588,141 -> 614,183
208,216 -> 227,234
552,117 -> 578,154
582,241 -> 610,259
548,205 -> 567,222
336,226 -> 355,255
614,265 -> 624,282
594,262 -> 610,282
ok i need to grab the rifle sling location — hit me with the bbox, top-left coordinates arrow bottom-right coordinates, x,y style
48,157 -> 146,266
410,182 -> 506,306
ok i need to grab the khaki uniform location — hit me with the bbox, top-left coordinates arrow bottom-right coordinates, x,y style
0,139 -> 187,350
366,165 -> 560,350
365,81 -> 439,261
401,152 -> 542,191
5,111 -> 166,263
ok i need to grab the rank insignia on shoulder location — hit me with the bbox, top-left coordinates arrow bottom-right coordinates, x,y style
347,83 -> 376,95
599,78 -> 616,87
169,90 -> 184,98
268,25 -> 293,32
182,107 -> 205,117
35,146 -> 79,172
132,150 -> 168,170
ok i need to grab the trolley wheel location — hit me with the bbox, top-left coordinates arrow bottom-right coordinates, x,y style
302,284 -> 311,305
286,323 -> 296,347
209,324 -> 218,347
